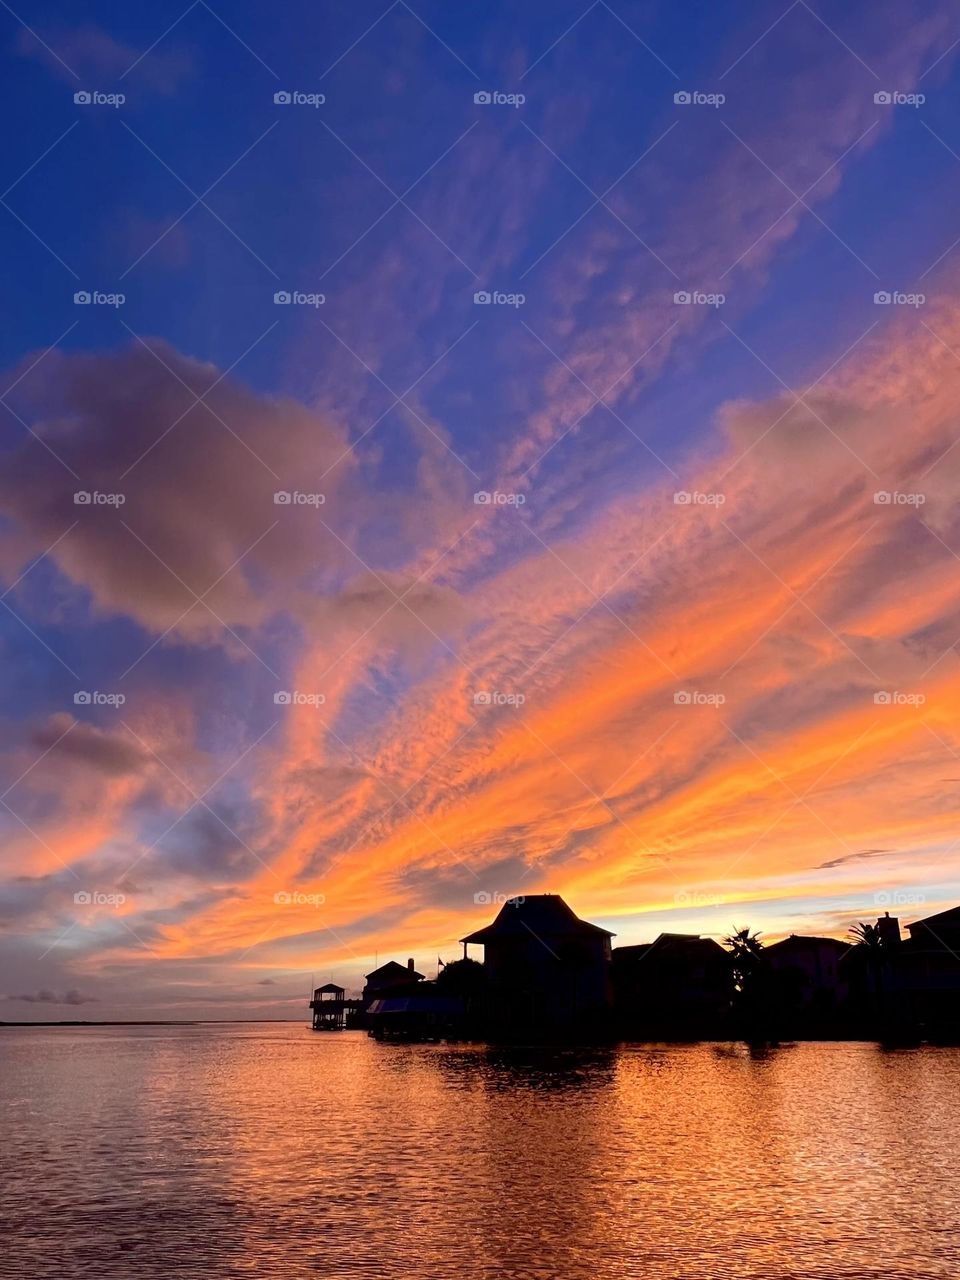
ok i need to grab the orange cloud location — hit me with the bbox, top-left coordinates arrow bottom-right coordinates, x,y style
82,291 -> 960,984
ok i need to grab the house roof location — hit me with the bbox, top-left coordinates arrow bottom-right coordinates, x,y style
765,934 -> 848,954
367,996 -> 464,1016
460,894 -> 614,945
364,960 -> 424,982
906,905 -> 960,934
315,982 -> 345,994
614,934 -> 726,963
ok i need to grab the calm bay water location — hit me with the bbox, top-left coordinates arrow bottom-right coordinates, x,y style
2,1026 -> 959,1279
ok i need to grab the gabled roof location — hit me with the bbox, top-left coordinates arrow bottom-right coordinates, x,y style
460,894 -> 614,945
614,934 -> 726,963
765,934 -> 848,954
650,933 -> 723,953
315,982 -> 345,994
364,960 -> 424,982
906,905 -> 960,934
614,943 -> 654,960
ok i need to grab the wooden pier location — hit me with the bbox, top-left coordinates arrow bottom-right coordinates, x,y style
309,984 -> 361,1030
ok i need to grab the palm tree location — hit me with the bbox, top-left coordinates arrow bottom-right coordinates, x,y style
849,921 -> 882,951
724,926 -> 764,994
849,920 -> 886,1030
724,927 -> 772,1043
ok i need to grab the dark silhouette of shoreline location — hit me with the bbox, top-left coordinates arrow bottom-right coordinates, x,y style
310,894 -> 960,1047
0,1019 -> 304,1027
0,1020 -> 201,1027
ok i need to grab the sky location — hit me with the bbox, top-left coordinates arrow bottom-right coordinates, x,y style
2,0 -> 960,1018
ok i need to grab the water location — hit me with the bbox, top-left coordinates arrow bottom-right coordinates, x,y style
2,1026 -> 959,1279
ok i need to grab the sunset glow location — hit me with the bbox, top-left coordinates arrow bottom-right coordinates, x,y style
4,0 -> 960,1017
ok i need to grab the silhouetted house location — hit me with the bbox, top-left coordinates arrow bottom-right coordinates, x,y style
905,905 -> 960,951
361,958 -> 424,1007
461,894 -> 614,1036
837,913 -> 902,1035
310,982 -> 347,1031
336,958 -> 426,1031
613,933 -> 731,1037
366,991 -> 465,1041
765,935 -> 849,1032
900,906 -> 960,1039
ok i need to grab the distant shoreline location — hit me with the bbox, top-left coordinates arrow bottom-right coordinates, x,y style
0,1019 -> 307,1027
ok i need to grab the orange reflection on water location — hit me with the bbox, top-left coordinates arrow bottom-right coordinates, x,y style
4,1026 -> 960,1277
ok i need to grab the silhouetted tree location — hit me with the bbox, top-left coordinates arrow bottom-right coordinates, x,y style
434,957 -> 486,1038
724,927 -> 764,994
435,957 -> 485,997
848,920 -> 888,1033
724,927 -> 774,1044
849,921 -> 882,951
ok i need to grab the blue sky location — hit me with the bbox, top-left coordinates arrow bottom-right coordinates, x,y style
4,0 -> 960,1016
